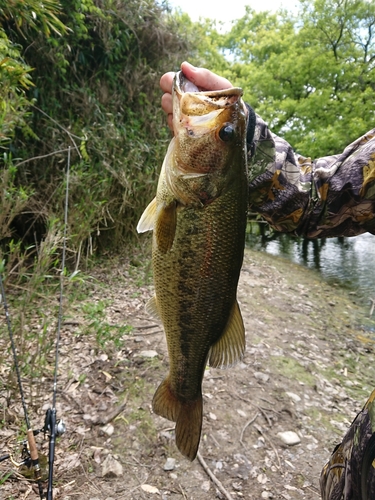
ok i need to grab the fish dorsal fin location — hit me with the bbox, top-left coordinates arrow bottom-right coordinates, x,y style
154,201 -> 177,253
137,197 -> 157,233
208,300 -> 245,369
145,295 -> 160,321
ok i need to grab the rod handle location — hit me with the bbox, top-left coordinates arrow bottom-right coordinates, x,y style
27,429 -> 42,481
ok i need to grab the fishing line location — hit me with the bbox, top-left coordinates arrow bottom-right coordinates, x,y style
0,273 -> 43,498
45,146 -> 70,500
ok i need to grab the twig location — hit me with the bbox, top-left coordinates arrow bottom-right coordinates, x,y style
256,405 -> 272,426
93,395 -> 128,425
197,451 -> 235,500
233,392 -> 274,425
369,298 -> 375,317
209,433 -> 221,448
179,483 -> 188,499
135,329 -> 163,336
254,424 -> 281,469
240,412 -> 258,448
32,104 -> 84,150
134,323 -> 160,330
14,148 -> 72,168
21,485 -> 33,499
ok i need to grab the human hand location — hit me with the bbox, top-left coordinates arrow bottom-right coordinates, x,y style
160,61 -> 233,132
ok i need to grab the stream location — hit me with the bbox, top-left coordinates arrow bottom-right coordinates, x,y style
246,231 -> 375,301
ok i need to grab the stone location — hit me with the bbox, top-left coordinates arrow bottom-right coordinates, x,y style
100,424 -> 114,436
141,484 -> 160,494
277,431 -> 301,446
102,454 -> 123,477
163,457 -> 176,471
254,372 -> 270,383
285,392 -> 301,403
139,350 -> 158,358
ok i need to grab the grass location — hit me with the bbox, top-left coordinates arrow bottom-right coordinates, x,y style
78,299 -> 133,349
271,355 -> 316,387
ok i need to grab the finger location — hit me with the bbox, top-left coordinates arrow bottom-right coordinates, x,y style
161,92 -> 173,115
160,72 -> 175,94
181,61 -> 233,91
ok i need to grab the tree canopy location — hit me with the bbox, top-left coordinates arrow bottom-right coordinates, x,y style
219,0 -> 375,157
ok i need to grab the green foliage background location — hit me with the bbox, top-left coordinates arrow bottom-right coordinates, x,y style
1,0 -> 374,277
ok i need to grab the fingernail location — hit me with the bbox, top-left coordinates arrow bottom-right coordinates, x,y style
182,61 -> 196,72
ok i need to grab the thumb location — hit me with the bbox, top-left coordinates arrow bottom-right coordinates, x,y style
181,62 -> 233,91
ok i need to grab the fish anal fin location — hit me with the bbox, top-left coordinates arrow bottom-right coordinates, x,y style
152,379 -> 203,461
209,300 -> 245,369
145,295 -> 161,321
155,201 -> 177,253
175,396 -> 203,461
137,197 -> 157,233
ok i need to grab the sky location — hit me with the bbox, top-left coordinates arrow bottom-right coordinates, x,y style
168,0 -> 300,26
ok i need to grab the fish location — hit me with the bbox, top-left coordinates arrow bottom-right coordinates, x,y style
137,71 -> 248,460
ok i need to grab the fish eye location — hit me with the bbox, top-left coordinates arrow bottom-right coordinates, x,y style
219,123 -> 235,142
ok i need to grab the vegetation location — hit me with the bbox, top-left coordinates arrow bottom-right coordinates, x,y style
221,0 -> 375,157
0,0 -> 189,280
1,0 -> 374,279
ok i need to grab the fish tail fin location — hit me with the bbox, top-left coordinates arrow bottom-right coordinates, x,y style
175,397 -> 203,461
153,379 -> 202,461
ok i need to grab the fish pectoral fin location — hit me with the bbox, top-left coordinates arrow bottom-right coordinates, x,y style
145,295 -> 161,321
208,300 -> 245,369
137,197 -> 157,233
155,201 -> 177,253
152,378 -> 203,461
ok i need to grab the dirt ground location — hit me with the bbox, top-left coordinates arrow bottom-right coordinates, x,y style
1,247 -> 375,500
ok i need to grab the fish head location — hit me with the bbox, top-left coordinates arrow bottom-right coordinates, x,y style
167,71 -> 247,205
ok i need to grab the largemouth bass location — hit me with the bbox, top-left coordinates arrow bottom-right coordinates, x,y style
137,71 -> 248,460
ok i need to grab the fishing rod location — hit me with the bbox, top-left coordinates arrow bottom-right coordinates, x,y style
1,148 -> 70,497
44,146 -> 70,499
0,272 -> 44,499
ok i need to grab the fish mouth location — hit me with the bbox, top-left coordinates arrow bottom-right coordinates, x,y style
174,71 -> 243,100
173,71 -> 244,137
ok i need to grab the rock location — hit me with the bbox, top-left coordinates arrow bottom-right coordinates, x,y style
141,484 -> 160,494
102,454 -> 123,477
254,372 -> 270,383
139,350 -> 158,358
201,481 -> 210,491
163,457 -> 176,471
285,392 -> 301,403
257,473 -> 268,484
277,431 -> 301,445
261,492 -> 273,499
237,409 -> 248,418
100,423 -> 114,436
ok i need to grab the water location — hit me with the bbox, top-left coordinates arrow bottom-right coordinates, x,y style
246,230 -> 375,299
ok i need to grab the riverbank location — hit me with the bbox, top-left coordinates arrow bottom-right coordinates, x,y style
1,248 -> 374,499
